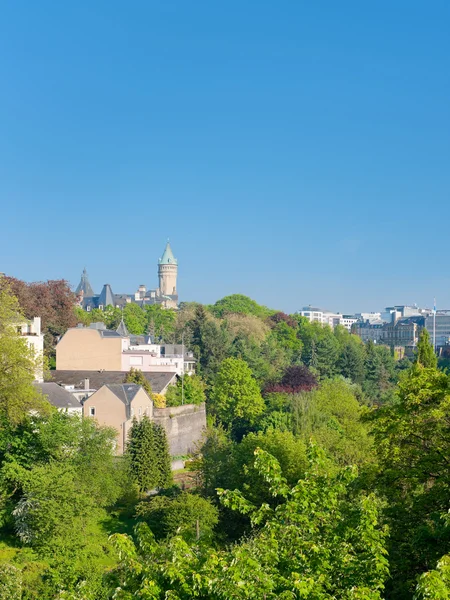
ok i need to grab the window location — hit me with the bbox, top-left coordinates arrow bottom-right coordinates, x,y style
139,407 -> 142,416
131,408 -> 134,417
89,406 -> 95,416
86,306 -> 91,312
130,356 -> 143,366
98,304 -> 103,310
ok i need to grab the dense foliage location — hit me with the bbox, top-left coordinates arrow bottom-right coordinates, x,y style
1,285 -> 450,598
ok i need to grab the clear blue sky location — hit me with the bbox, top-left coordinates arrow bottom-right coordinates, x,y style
1,1 -> 449,314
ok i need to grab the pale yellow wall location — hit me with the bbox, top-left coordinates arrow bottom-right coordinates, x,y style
83,386 -> 126,453
83,386 -> 153,455
56,328 -> 123,371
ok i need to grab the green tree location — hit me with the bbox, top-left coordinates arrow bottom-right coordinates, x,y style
136,491 -> 219,541
292,379 -> 374,468
210,294 -> 273,319
127,417 -> 172,491
338,339 -> 365,383
371,364 -> 450,597
127,416 -> 158,491
124,368 -> 153,397
144,305 -> 176,340
0,282 -> 46,423
415,554 -> 450,598
153,423 -> 172,489
315,334 -> 339,379
0,564 -> 22,600
189,305 -> 230,380
210,358 -> 265,437
415,328 -> 438,368
110,447 -> 389,599
364,341 -> 396,403
165,374 -> 206,407
123,303 -> 147,335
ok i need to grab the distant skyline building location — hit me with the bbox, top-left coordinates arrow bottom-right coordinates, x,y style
76,241 -> 179,311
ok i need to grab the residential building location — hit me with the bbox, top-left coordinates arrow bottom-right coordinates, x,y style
342,315 -> 358,331
83,384 -> 153,454
18,317 -> 44,382
299,307 -> 343,328
56,322 -> 194,375
76,241 -> 179,311
34,382 -> 82,414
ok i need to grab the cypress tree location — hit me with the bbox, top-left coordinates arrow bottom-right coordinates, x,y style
415,328 -> 438,369
127,416 -> 158,491
152,423 -> 172,488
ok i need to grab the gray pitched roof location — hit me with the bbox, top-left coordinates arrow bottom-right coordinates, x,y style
50,371 -> 177,394
105,383 -> 141,405
75,268 -> 95,297
116,318 -> 130,337
34,382 -> 82,409
98,284 -> 115,307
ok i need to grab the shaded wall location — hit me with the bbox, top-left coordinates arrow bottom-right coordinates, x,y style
153,403 -> 206,456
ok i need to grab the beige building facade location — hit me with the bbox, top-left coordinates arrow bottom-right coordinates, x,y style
56,326 -> 126,371
83,384 -> 153,454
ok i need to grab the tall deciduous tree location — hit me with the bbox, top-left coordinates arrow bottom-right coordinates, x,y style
110,448 -> 389,599
4,277 -> 77,361
165,374 -> 206,406
371,364 -> 450,597
210,358 -> 265,437
123,303 -> 147,335
0,282 -> 45,422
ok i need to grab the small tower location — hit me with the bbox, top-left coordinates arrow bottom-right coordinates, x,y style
158,241 -> 178,298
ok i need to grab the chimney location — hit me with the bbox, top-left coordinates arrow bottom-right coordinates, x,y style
84,378 -> 90,390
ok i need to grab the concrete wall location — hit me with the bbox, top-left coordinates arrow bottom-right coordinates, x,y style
56,328 -> 123,371
153,403 -> 206,456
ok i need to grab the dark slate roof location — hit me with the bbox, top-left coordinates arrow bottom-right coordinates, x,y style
99,330 -> 122,338
98,284 -> 115,307
105,384 -> 141,405
116,319 -> 130,337
75,268 -> 95,297
34,382 -> 82,409
50,371 -> 177,394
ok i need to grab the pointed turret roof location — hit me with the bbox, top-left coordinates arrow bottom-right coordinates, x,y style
159,241 -> 177,265
116,317 -> 129,337
98,284 -> 115,307
75,268 -> 95,297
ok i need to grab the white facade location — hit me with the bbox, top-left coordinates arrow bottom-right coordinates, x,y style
355,312 -> 382,324
299,307 -> 344,329
19,317 -> 44,382
342,316 -> 358,331
121,338 -> 194,376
